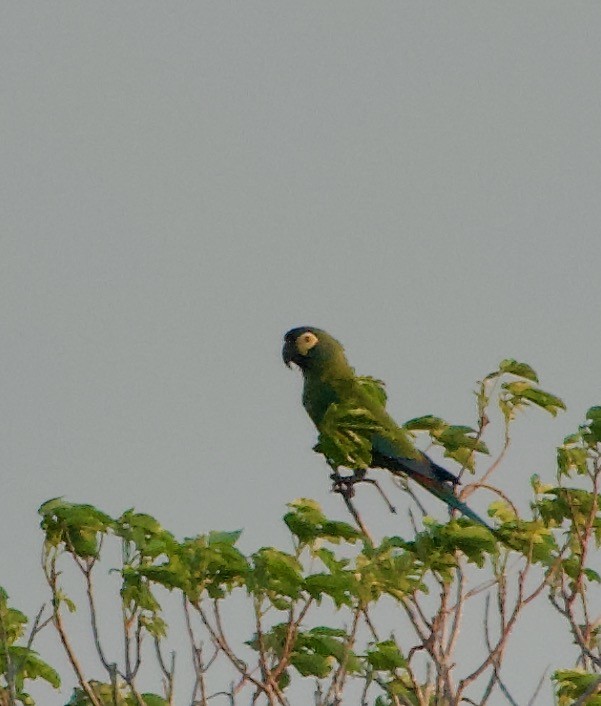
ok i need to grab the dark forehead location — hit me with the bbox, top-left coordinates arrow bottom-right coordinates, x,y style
284,326 -> 317,341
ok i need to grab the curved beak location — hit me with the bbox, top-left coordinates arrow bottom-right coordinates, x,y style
282,338 -> 295,368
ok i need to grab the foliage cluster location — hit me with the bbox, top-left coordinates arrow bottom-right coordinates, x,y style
2,361 -> 601,705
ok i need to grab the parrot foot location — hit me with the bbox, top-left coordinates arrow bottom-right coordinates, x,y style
329,470 -> 397,514
329,470 -> 366,500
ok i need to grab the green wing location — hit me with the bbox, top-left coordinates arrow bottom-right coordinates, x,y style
312,374 -> 417,470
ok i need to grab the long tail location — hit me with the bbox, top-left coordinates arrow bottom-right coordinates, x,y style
371,442 -> 495,532
415,474 -> 494,532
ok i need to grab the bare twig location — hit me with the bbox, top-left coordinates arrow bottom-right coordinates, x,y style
153,637 -> 175,704
362,476 -> 397,513
526,667 -> 549,706
249,597 -> 289,705
25,604 -> 52,650
339,492 -> 374,544
193,599 -> 265,693
43,552 -> 103,706
324,606 -> 360,704
82,560 -> 113,675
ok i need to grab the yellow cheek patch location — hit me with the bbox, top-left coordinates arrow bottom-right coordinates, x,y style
297,332 -> 319,356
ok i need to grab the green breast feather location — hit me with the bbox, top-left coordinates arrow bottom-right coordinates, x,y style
310,375 -> 416,470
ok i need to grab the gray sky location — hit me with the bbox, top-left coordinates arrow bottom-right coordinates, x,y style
2,3 -> 601,704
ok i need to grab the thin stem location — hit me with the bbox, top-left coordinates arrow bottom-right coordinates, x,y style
83,560 -> 113,675
194,600 -> 264,693
44,552 -> 103,706
25,605 -> 52,650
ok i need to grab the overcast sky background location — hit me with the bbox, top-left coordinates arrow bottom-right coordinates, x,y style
2,4 -> 601,704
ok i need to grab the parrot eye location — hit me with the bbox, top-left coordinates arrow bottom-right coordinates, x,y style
297,332 -> 319,355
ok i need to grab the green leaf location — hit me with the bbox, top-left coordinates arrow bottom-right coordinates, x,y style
502,381 -> 566,417
38,500 -> 114,558
208,530 -> 243,546
116,511 -> 179,561
495,520 -> 557,564
436,426 -> 488,454
68,529 -> 101,558
403,419 -> 488,473
583,406 -> 601,445
584,568 -> 601,583
139,614 -> 168,639
178,533 -> 249,600
553,669 -> 601,705
284,499 -> 361,545
136,565 -> 186,591
304,572 -> 356,607
367,640 -> 407,671
138,695 -> 168,706
315,547 -> 350,572
320,520 -> 364,542
119,511 -> 163,535
250,548 -> 304,599
354,539 -> 425,600
443,522 -> 497,565
54,589 -> 77,613
537,487 -> 596,527
66,682 -> 121,706
434,425 -> 489,472
374,698 -> 392,706
291,652 -> 333,678
386,675 -> 422,704
530,474 -> 555,495
3,646 -> 61,689
306,632 -> 360,672
277,668 -> 291,691
488,501 -> 517,524
499,359 -> 539,382
408,521 -> 496,571
557,445 -> 588,476
0,589 -> 28,645
284,498 -> 326,541
403,415 -> 446,432
306,626 -> 347,637
289,626 -> 360,677
68,684 -> 167,706
120,572 -> 161,612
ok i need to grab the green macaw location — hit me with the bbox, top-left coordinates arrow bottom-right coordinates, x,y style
283,326 -> 493,530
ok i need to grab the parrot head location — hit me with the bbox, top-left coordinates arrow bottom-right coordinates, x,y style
283,327 -> 347,372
